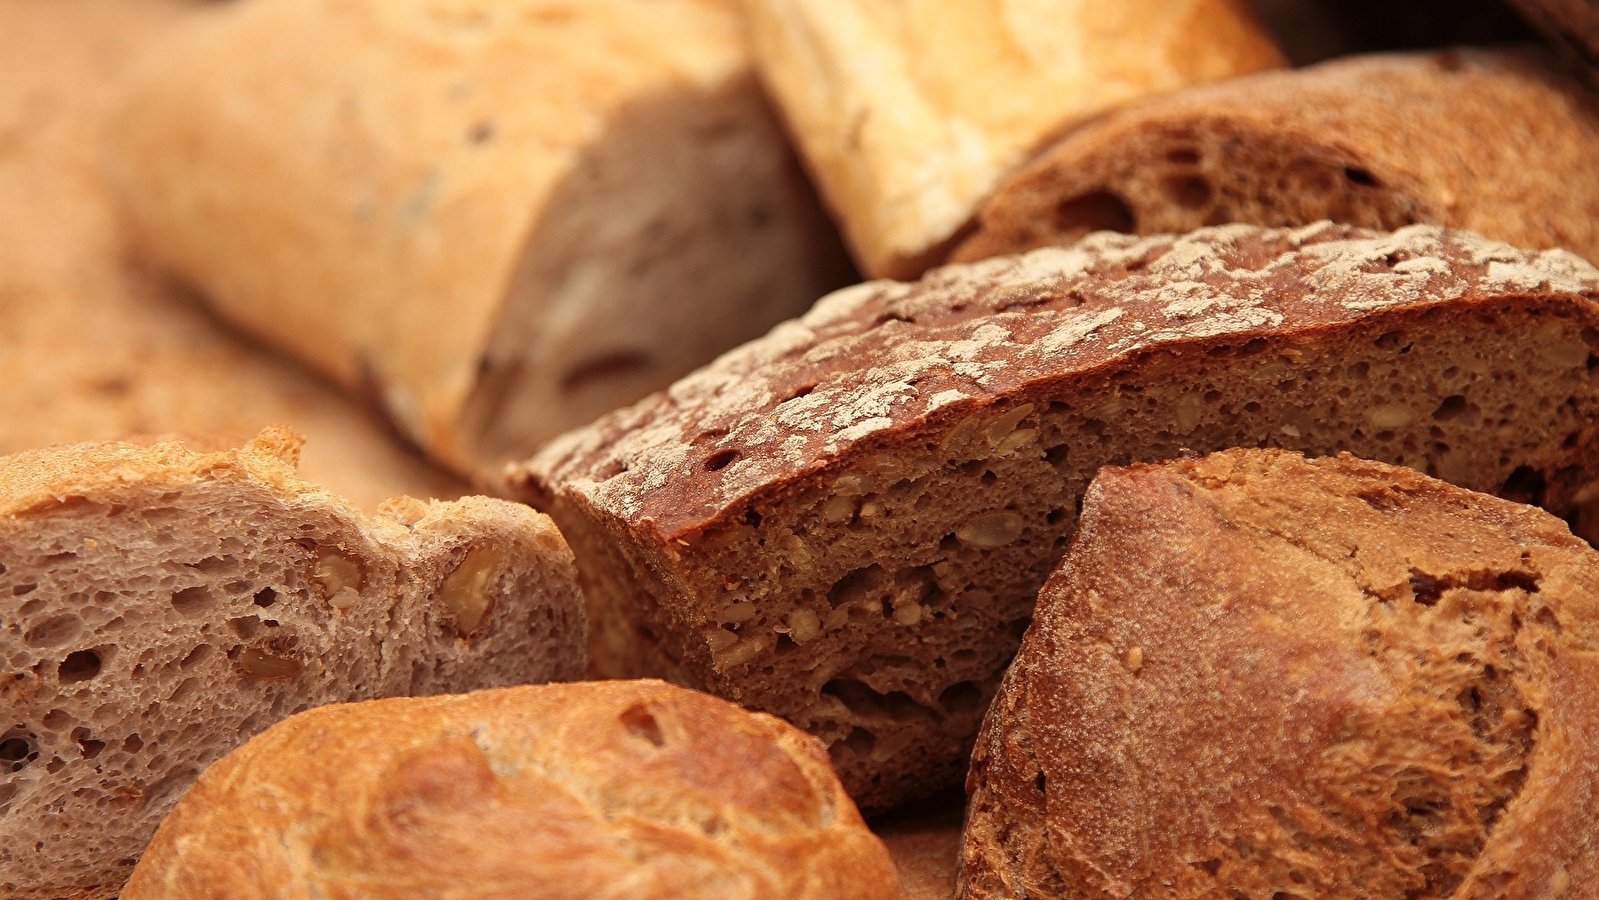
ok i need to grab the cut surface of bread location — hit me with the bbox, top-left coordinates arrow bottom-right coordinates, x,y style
109,0 -> 851,478
123,680 -> 901,900
513,223 -> 1599,811
953,50 -> 1599,270
740,0 -> 1283,278
0,429 -> 586,900
961,450 -> 1599,899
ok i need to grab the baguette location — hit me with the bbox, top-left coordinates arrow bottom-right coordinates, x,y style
0,429 -> 585,899
740,0 -> 1283,278
513,223 -> 1599,811
109,0 -> 851,477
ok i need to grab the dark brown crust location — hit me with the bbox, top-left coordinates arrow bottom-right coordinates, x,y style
951,50 -> 1599,268
1509,0 -> 1599,83
510,223 -> 1599,810
960,450 -> 1599,899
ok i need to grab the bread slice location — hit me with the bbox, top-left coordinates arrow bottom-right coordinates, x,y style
952,50 -> 1599,270
512,222 -> 1599,811
739,0 -> 1283,278
108,0 -> 852,478
123,680 -> 900,900
961,449 -> 1599,898
0,428 -> 586,900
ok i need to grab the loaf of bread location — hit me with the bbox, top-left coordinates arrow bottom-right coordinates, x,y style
0,429 -> 586,900
512,222 -> 1599,811
0,0 -> 465,509
739,0 -> 1283,278
962,449 -> 1599,898
109,0 -> 851,478
122,680 -> 900,900
953,50 -> 1599,268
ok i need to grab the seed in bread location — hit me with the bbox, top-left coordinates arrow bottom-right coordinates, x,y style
961,449 -> 1599,898
0,428 -> 586,900
953,50 -> 1599,269
739,0 -> 1284,278
512,222 -> 1599,812
109,0 -> 852,478
122,680 -> 900,900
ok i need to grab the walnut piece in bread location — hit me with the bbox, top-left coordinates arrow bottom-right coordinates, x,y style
961,449 -> 1599,899
0,428 -> 586,900
122,680 -> 901,900
954,49 -> 1599,268
513,223 -> 1599,812
740,0 -> 1283,278
109,0 -> 851,478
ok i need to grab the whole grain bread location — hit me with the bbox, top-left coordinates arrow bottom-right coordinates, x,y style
108,0 -> 851,478
122,679 -> 900,900
740,0 -> 1283,278
0,429 -> 586,899
512,222 -> 1599,811
953,50 -> 1599,270
961,449 -> 1599,899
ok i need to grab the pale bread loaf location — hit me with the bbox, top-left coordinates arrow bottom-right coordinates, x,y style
123,680 -> 900,900
108,0 -> 851,478
962,449 -> 1599,898
0,429 -> 585,899
513,223 -> 1599,811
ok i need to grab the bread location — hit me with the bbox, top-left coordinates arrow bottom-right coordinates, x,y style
874,792 -> 966,900
511,222 -> 1599,811
121,679 -> 900,900
961,449 -> 1599,898
739,0 -> 1283,278
0,429 -> 586,900
108,0 -> 852,478
0,0 -> 467,510
953,50 -> 1599,269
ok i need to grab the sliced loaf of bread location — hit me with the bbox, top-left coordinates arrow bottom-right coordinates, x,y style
512,223 -> 1599,810
962,449 -> 1599,898
1,428 -> 586,899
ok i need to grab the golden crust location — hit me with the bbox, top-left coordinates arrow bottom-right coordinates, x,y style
961,450 -> 1599,898
741,0 -> 1284,278
124,680 -> 902,900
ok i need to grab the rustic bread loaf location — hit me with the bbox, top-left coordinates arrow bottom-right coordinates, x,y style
953,50 -> 1599,270
0,429 -> 586,900
961,449 -> 1599,899
739,0 -> 1283,278
512,222 -> 1599,812
0,0 -> 465,509
122,680 -> 900,900
108,0 -> 851,478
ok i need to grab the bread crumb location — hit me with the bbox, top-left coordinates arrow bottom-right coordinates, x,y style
1125,646 -> 1143,672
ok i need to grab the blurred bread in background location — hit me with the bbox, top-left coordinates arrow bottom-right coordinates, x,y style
740,0 -> 1285,279
109,0 -> 854,479
0,0 -> 465,511
953,49 -> 1599,267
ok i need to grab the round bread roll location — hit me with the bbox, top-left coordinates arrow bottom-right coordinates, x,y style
960,449 -> 1599,898
122,680 -> 901,900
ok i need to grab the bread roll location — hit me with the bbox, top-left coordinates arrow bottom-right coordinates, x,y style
511,222 -> 1599,812
122,680 -> 901,900
740,0 -> 1283,278
109,0 -> 851,477
0,0 -> 465,509
962,449 -> 1599,898
954,50 -> 1599,268
0,429 -> 585,899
